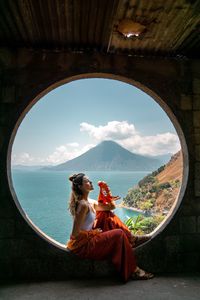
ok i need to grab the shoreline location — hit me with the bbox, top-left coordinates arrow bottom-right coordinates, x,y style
117,202 -> 144,214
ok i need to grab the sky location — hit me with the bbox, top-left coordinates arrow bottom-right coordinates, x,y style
11,78 -> 181,166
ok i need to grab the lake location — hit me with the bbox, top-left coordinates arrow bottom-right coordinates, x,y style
11,169 -> 150,244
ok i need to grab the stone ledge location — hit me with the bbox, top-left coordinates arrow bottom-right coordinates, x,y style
5,256 -> 114,280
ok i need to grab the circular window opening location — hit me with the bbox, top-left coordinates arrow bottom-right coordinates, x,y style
7,76 -> 188,250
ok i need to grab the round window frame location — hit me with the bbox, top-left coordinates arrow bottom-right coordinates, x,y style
7,72 -> 189,250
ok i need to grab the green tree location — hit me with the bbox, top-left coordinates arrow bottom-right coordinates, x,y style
125,214 -> 165,235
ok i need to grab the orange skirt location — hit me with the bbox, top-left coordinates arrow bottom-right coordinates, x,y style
66,228 -> 136,283
93,211 -> 133,245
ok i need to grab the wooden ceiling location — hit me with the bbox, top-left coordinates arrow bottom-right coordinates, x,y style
0,0 -> 200,58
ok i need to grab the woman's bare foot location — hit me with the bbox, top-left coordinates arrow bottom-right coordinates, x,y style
131,266 -> 154,280
131,234 -> 151,248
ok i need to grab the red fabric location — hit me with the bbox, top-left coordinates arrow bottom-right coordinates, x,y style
66,228 -> 136,283
97,181 -> 112,204
93,211 -> 133,245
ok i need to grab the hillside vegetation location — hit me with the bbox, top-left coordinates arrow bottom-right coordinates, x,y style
122,150 -> 183,234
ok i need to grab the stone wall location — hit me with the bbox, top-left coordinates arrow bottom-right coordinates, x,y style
0,48 -> 199,280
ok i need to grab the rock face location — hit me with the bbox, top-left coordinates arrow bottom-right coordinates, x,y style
44,140 -> 165,171
123,150 -> 183,215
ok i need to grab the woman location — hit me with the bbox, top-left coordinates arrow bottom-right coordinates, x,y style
66,173 -> 154,283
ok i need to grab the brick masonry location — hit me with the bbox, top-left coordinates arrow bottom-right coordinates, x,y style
0,48 -> 200,280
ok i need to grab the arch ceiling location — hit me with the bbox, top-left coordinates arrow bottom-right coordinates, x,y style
0,0 -> 200,58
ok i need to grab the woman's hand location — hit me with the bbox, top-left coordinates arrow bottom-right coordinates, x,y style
94,201 -> 116,211
111,196 -> 121,201
93,228 -> 103,232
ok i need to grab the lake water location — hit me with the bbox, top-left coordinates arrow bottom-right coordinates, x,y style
11,170 -> 149,244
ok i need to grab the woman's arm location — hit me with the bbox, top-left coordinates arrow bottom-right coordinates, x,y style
94,200 -> 116,211
71,201 -> 88,237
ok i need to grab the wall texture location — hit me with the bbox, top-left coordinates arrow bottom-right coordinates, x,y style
0,48 -> 200,280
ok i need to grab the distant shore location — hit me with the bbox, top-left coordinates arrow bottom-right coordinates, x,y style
117,202 -> 144,214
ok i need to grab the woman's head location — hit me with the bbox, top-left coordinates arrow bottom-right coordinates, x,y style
68,173 -> 93,216
69,173 -> 93,195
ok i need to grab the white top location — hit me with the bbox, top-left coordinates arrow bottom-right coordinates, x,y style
80,199 -> 96,230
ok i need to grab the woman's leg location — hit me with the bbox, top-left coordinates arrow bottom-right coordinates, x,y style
74,228 -> 137,283
93,211 -> 133,245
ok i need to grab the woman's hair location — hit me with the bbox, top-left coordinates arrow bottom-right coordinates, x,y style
67,173 -> 85,217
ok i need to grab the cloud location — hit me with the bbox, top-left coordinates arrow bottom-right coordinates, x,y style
12,152 -> 35,165
67,142 -> 79,147
80,121 -> 137,141
118,132 -> 180,156
46,143 -> 95,165
12,143 -> 95,166
12,121 -> 181,166
80,121 -> 180,156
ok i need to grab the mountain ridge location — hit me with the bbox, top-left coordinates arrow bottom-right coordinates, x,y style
43,140 -> 173,172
